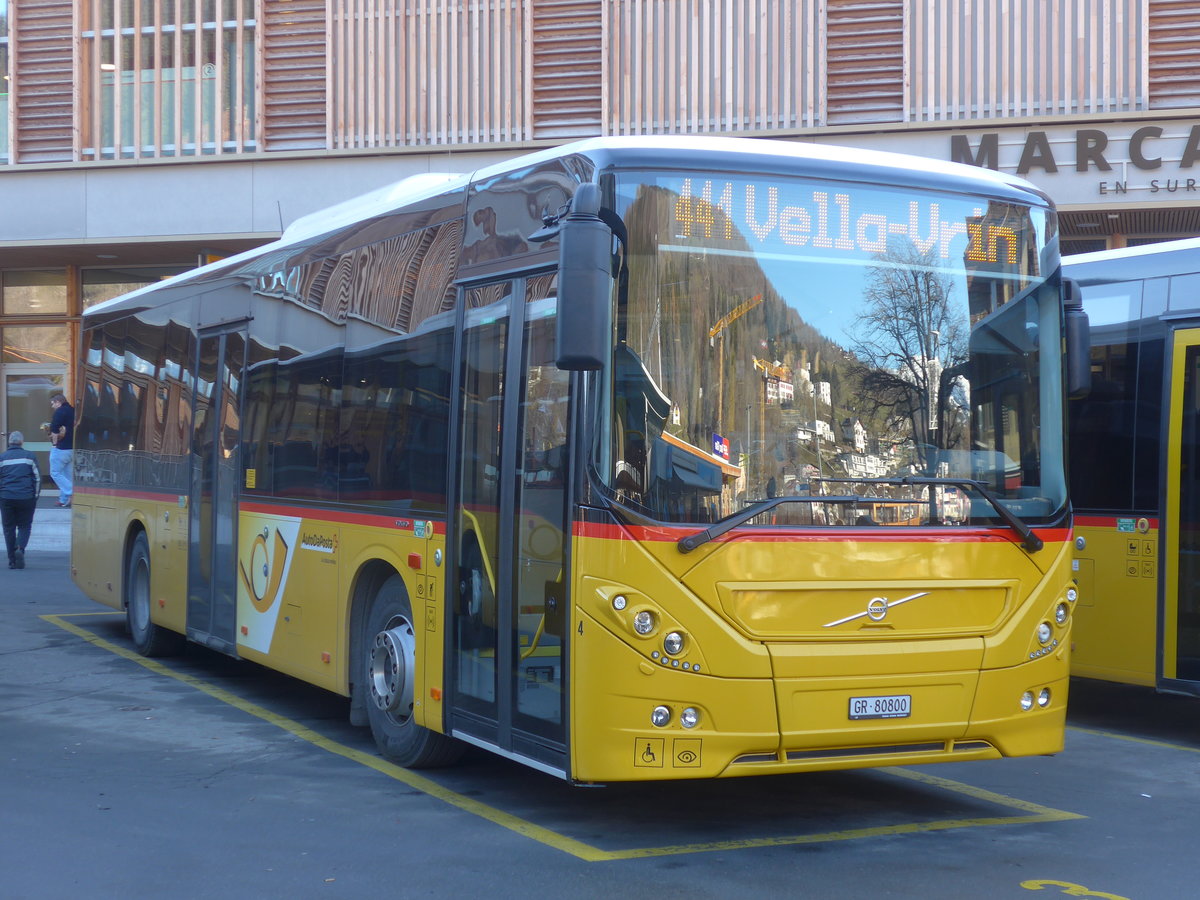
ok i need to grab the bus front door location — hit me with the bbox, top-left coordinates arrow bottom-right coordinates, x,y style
449,273 -> 570,773
1165,326 -> 1200,691
186,326 -> 247,655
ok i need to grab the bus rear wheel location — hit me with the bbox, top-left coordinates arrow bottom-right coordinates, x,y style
125,532 -> 183,657
363,574 -> 463,768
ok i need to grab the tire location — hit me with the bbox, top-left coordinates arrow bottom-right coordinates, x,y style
125,532 -> 183,657
362,574 -> 464,768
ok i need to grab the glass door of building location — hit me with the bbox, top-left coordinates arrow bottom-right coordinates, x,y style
2,367 -> 66,489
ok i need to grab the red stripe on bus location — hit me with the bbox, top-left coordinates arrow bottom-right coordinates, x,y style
75,486 -> 179,503
1075,514 -> 1159,529
239,500 -> 447,534
572,520 -> 1072,546
73,488 -> 446,535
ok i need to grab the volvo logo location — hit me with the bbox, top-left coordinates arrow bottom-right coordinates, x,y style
825,591 -> 930,628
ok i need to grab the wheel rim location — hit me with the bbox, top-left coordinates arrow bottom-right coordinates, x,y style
130,555 -> 151,634
369,615 -> 416,723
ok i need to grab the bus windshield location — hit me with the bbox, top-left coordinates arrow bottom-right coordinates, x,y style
599,167 -> 1066,527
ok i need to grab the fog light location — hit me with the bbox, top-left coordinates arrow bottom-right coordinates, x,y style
633,610 -> 656,635
651,705 -> 671,727
663,631 -> 684,655
1055,602 -> 1070,626
1036,622 -> 1053,645
1020,691 -> 1035,711
612,594 -> 627,611
1038,687 -> 1052,708
1066,587 -> 1078,603
680,707 -> 700,729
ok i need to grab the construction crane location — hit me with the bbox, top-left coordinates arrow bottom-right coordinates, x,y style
709,293 -> 763,433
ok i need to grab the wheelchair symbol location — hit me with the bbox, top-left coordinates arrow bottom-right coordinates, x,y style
634,738 -> 664,767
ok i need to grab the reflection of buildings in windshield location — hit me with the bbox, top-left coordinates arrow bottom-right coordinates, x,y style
619,184 -> 859,516
610,344 -> 740,520
615,178 -> 1051,524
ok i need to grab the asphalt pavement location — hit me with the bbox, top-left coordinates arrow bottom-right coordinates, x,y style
22,495 -> 72,556
2,508 -> 1198,899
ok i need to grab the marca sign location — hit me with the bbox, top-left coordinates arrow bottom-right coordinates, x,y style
948,122 -> 1200,203
820,120 -> 1200,206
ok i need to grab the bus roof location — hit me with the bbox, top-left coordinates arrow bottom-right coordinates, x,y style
470,134 -> 1045,198
1064,236 -> 1200,284
86,135 -> 1051,319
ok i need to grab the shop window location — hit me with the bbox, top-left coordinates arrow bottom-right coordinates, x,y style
1,270 -> 67,316
83,266 -> 189,309
80,1 -> 256,159
1,324 -> 69,365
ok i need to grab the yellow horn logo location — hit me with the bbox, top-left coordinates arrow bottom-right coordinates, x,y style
239,527 -> 289,613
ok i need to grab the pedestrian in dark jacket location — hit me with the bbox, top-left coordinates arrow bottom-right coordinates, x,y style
1,431 -> 40,569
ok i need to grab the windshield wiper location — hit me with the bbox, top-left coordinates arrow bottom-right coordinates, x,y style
677,495 -> 853,553
676,476 -> 1042,554
844,476 -> 1043,553
952,478 -> 1043,552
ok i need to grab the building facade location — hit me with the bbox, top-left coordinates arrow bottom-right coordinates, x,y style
2,0 -> 1198,472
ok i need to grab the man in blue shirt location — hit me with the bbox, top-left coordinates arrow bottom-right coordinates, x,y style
1,431 -> 40,569
48,392 -> 74,508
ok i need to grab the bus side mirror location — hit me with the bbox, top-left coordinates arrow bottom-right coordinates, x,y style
1063,277 -> 1092,400
556,183 -> 613,371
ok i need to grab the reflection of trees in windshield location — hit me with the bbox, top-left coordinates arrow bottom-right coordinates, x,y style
614,184 -> 881,520
846,241 -> 970,471
608,179 -> 1056,526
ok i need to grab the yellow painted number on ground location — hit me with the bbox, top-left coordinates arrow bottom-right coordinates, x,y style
1020,880 -> 1129,900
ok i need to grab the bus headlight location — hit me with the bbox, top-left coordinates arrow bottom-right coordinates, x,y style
1055,602 -> 1070,626
1066,587 -> 1078,603
612,594 -> 627,611
663,631 -> 684,655
1020,691 -> 1035,711
1036,622 -> 1053,645
680,707 -> 700,729
633,611 -> 656,635
1038,688 -> 1052,707
651,705 -> 671,727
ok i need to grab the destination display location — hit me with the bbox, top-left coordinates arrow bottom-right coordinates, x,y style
668,176 -> 1034,274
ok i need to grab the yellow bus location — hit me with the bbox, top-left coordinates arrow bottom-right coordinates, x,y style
72,136 -> 1088,781
1066,238 -> 1200,696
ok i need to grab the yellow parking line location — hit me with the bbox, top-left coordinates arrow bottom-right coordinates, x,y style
45,612 -> 1085,861
1068,724 -> 1200,755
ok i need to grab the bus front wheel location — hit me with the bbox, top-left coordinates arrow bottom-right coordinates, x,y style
362,574 -> 463,768
125,532 -> 183,657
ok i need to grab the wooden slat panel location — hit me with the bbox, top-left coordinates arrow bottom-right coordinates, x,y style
330,1 -> 526,149
531,0 -> 602,139
1149,0 -> 1200,108
910,0 -> 1144,120
11,0 -> 76,162
825,0 -> 903,125
262,0 -> 328,151
72,1 -> 256,159
606,0 -> 821,135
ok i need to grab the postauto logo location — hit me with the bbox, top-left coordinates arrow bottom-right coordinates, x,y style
239,526 -> 290,614
300,531 -> 337,554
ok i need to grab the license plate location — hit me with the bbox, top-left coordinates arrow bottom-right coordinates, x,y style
849,694 -> 911,720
